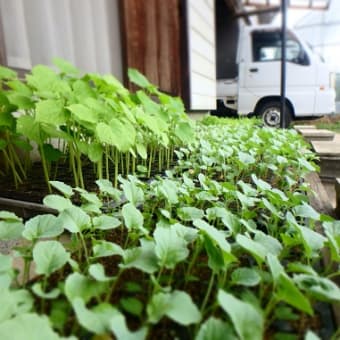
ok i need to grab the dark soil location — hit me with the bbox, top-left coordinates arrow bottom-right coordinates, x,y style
0,161 -> 100,203
0,156 -> 177,205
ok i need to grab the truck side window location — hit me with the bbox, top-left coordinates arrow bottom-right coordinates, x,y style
252,30 -> 310,66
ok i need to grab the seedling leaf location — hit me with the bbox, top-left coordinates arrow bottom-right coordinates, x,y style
0,313 -> 69,340
154,227 -> 189,269
93,215 -> 121,230
53,57 -> 79,75
293,203 -> 320,220
50,181 -> 73,197
236,234 -> 266,264
65,272 -> 107,303
122,239 -> 158,273
111,313 -> 147,340
177,207 -> 204,221
0,65 -> 17,79
122,203 -> 146,234
147,290 -> 201,325
56,206 -> 91,233
72,297 -> 118,334
92,240 -> 124,258
43,195 -> 73,212
120,297 -> 143,317
31,283 -> 60,299
35,100 -> 66,125
67,103 -> 97,124
119,176 -> 144,204
231,267 -> 261,287
96,179 -> 121,200
193,219 -> 231,254
218,290 -> 263,340
88,263 -> 113,282
0,220 -> 24,240
294,274 -> 340,302
33,241 -> 69,276
23,214 -> 63,240
0,289 -> 33,323
196,317 -> 237,340
128,68 -> 152,88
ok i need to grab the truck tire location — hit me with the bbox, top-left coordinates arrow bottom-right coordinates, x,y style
258,101 -> 292,128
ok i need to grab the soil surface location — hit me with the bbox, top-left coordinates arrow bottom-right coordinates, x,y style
0,239 -> 22,255
0,161 -> 98,204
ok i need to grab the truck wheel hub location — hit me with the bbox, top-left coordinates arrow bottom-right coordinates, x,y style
263,108 -> 280,127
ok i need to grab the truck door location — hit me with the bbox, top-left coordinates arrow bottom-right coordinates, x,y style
238,29 -> 316,115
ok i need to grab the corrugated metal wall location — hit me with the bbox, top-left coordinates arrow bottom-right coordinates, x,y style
0,0 -> 123,79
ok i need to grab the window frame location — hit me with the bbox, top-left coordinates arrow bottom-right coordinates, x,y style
251,29 -> 310,66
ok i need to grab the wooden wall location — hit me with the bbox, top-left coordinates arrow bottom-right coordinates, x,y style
120,0 -> 217,110
120,0 -> 183,96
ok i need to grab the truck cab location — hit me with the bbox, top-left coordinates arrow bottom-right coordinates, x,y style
217,24 -> 335,127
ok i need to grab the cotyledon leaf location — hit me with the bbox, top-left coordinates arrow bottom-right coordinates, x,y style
33,241 -> 69,276
154,227 -> 189,269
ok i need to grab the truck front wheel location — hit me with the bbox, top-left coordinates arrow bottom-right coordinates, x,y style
258,101 -> 292,128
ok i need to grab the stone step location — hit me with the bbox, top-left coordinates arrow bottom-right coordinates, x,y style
298,128 -> 335,141
335,178 -> 340,217
311,137 -> 340,179
294,124 -> 316,130
311,139 -> 340,157
318,157 -> 340,180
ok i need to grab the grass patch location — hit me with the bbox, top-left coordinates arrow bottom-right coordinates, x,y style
316,121 -> 340,133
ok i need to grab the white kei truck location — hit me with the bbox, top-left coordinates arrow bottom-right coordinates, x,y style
215,24 -> 335,127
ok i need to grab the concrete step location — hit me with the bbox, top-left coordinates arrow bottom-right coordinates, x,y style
298,128 -> 335,141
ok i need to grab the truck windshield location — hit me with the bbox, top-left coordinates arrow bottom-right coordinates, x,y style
252,30 -> 310,66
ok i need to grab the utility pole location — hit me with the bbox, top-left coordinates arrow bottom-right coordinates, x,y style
280,0 -> 287,128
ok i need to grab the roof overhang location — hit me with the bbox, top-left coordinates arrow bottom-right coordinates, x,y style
235,0 -> 330,23
241,0 -> 330,10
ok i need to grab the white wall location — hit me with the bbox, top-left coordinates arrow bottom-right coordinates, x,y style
187,0 -> 216,110
0,0 -> 123,80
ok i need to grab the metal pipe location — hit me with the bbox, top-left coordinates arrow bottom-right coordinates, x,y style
0,197 -> 57,214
